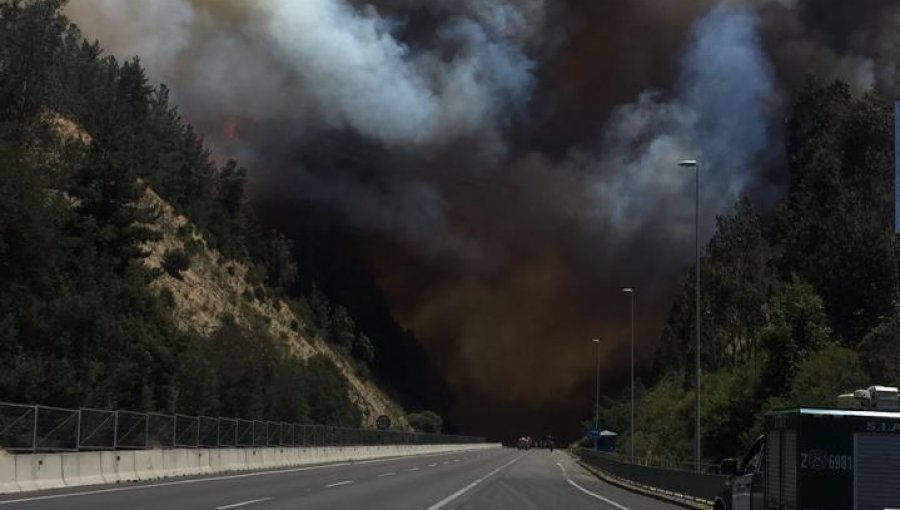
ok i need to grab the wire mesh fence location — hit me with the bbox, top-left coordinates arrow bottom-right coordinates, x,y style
147,413 -> 174,449
0,401 -> 484,453
79,408 -> 116,450
583,450 -> 722,474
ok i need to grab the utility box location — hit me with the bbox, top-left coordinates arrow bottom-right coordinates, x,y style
764,408 -> 900,510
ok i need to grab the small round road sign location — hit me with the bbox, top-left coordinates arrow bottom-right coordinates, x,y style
376,415 -> 391,431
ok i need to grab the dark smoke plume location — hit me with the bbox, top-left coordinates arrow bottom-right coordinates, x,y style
65,0 -> 900,437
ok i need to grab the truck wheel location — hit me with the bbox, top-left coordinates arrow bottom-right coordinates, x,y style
714,499 -> 728,510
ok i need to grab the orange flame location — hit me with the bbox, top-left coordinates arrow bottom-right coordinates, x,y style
223,117 -> 238,140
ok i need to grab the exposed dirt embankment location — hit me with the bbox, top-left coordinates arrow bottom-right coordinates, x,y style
46,111 -> 407,428
140,189 -> 408,428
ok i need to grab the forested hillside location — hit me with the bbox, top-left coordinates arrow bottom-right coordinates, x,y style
0,0 -> 421,427
600,80 -> 899,461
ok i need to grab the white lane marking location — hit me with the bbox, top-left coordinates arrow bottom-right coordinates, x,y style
377,472 -> 396,478
0,450 -> 476,506
442,461 -> 450,465
214,497 -> 273,510
453,459 -> 460,463
556,462 -> 631,510
426,453 -> 527,510
428,463 -> 438,467
325,480 -> 354,488
409,467 -> 420,471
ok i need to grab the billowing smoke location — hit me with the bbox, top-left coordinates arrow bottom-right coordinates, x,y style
64,0 -> 900,437
757,0 -> 900,95
263,1 -> 535,148
67,0 -> 535,154
589,3 -> 777,249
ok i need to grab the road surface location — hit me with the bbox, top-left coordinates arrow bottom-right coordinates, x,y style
0,449 -> 681,510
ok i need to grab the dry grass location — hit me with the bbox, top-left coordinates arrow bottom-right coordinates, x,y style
141,188 -> 408,428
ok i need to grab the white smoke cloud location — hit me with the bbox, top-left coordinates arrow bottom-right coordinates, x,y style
265,1 -> 534,148
66,0 -> 537,152
586,3 -> 778,248
65,0 -> 195,81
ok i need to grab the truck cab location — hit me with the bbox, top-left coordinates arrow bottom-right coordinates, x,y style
714,436 -> 765,510
716,406 -> 900,510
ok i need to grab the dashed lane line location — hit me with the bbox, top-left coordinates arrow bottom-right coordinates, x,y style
214,497 -> 273,510
426,452 -> 528,510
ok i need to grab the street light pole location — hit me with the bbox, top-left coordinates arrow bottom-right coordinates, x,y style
622,288 -> 635,458
592,338 -> 600,450
679,159 -> 701,472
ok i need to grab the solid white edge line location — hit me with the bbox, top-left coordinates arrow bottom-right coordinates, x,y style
556,461 -> 631,510
426,452 -> 527,510
324,480 -> 354,488
214,496 -> 273,510
0,449 -> 485,506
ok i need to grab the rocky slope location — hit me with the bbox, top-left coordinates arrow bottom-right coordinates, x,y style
141,188 -> 409,429
50,112 -> 408,429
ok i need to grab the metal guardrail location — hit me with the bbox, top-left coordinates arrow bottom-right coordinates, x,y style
0,402 -> 484,453
577,449 -> 727,502
595,452 -> 722,474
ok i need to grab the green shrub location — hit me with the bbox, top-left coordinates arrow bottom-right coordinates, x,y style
162,248 -> 190,278
159,288 -> 176,308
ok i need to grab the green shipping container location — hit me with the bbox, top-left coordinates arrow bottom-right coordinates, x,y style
764,408 -> 900,510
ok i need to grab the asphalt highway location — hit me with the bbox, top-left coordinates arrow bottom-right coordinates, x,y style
0,449 -> 681,510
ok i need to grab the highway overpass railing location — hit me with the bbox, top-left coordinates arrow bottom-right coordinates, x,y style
0,401 -> 484,453
576,448 -> 727,504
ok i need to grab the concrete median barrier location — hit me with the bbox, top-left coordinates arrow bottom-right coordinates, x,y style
1,443 -> 501,494
194,450 -> 212,475
297,447 -> 319,465
60,452 -> 99,487
276,447 -> 297,467
183,450 -> 203,476
65,451 -> 104,487
260,448 -> 278,468
208,449 -> 240,472
0,453 -> 17,494
206,449 -> 221,473
160,449 -> 190,478
11,456 -> 37,493
133,450 -> 164,480
245,448 -> 263,470
114,452 -> 138,483
15,454 -> 65,492
99,451 -> 118,484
